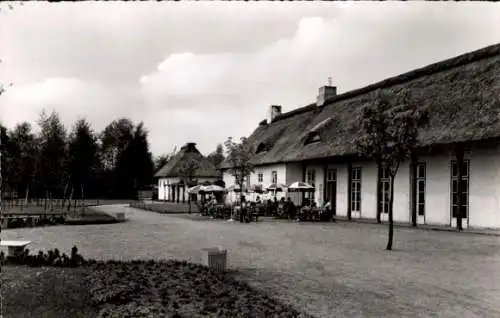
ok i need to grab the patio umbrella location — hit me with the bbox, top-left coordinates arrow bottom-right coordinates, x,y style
265,183 -> 288,198
201,185 -> 225,193
226,184 -> 243,192
288,181 -> 315,206
265,183 -> 288,192
187,185 -> 204,194
288,181 -> 314,190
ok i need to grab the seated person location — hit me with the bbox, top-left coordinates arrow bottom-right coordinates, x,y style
255,196 -> 262,205
285,197 -> 297,219
302,198 -> 310,208
323,200 -> 331,211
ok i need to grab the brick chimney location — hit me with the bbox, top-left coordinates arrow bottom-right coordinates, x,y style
316,85 -> 337,107
267,105 -> 282,124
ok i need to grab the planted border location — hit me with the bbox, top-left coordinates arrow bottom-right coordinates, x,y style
1,247 -> 313,317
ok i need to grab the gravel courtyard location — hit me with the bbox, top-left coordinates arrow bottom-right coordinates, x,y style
2,204 -> 500,318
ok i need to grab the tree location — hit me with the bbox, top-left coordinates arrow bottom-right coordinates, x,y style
207,143 -> 225,179
36,111 -> 67,210
129,122 -> 154,192
67,119 -> 99,207
224,137 -> 254,205
355,89 -> 428,250
100,118 -> 134,171
112,122 -> 154,199
178,157 -> 200,213
99,118 -> 134,197
7,122 -> 37,202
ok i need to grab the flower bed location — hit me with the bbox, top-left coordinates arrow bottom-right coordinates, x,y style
1,247 -> 312,317
86,260 -> 312,318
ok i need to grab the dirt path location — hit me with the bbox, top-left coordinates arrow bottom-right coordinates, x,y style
2,204 -> 500,318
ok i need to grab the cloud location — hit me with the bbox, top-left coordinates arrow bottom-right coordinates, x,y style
1,2 -> 499,157
0,78 -> 142,133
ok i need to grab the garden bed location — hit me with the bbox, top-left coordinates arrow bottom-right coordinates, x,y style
86,260 -> 313,317
130,201 -> 199,214
1,247 -> 312,318
2,207 -> 121,229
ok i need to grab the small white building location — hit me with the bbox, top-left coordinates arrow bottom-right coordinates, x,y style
221,43 -> 500,229
155,142 -> 219,203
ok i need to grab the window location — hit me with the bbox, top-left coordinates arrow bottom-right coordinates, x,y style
378,166 -> 390,214
257,173 -> 263,183
271,171 -> 277,184
246,175 -> 251,186
304,132 -> 321,144
451,160 -> 469,218
327,169 -> 336,182
256,143 -> 268,154
416,163 -> 426,216
307,170 -> 316,187
351,167 -> 362,212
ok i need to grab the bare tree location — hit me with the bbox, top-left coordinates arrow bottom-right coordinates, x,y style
178,157 -> 200,213
355,89 -> 428,250
224,137 -> 254,206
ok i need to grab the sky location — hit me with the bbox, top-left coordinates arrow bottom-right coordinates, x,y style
1,2 -> 499,157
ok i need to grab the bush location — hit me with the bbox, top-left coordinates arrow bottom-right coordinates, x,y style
1,245 -> 85,267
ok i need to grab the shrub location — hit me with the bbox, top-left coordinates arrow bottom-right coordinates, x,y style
2,245 -> 87,268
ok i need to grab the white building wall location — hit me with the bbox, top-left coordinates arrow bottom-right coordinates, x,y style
158,176 -> 217,201
253,164 -> 287,187
468,145 -> 500,229
221,143 -> 500,228
285,163 -> 303,184
223,164 -> 287,188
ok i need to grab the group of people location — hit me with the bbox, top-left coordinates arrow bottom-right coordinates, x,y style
198,192 -> 334,223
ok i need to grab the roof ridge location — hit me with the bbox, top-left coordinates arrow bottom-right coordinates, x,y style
271,42 -> 500,124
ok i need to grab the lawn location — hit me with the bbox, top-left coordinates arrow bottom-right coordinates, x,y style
2,204 -> 500,318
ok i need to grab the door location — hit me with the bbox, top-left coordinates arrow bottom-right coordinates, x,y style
326,169 -> 337,215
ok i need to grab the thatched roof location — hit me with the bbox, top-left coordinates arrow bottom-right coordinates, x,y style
222,42 -> 500,168
155,142 -> 218,178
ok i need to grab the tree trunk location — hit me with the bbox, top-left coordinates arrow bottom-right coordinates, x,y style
62,180 -> 69,211
386,175 -> 395,251
24,185 -> 30,205
81,183 -> 85,215
44,189 -> 48,213
455,145 -> 464,231
67,186 -> 74,212
49,191 -> 54,212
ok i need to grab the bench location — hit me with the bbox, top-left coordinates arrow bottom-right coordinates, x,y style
1,240 -> 32,257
